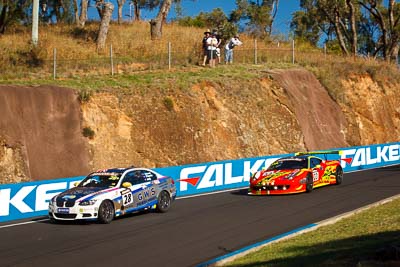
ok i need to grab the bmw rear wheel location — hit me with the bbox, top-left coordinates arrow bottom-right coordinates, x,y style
98,200 -> 114,224
306,174 -> 313,193
156,191 -> 171,213
335,166 -> 343,185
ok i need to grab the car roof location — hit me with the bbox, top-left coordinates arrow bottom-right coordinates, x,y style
90,166 -> 158,176
279,155 -> 309,160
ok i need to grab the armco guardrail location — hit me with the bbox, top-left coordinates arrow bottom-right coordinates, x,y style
0,142 -> 399,222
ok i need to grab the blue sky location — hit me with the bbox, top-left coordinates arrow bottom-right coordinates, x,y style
89,0 -> 300,36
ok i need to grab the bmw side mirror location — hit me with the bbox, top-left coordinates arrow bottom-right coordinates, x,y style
122,182 -> 132,188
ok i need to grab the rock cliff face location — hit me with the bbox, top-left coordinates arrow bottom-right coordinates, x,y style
0,86 -> 90,182
339,75 -> 400,146
0,68 -> 398,183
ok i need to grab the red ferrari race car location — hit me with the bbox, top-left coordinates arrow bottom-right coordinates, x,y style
249,151 -> 351,195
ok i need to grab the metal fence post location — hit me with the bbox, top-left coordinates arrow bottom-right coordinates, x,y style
168,42 -> 171,70
110,44 -> 114,76
254,38 -> 257,65
53,48 -> 56,80
292,39 -> 295,64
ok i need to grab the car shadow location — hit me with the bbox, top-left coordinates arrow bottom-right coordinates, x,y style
39,209 -> 154,225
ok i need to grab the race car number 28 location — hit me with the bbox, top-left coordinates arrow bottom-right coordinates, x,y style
122,192 -> 134,206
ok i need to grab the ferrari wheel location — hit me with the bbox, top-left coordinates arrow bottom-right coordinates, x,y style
335,166 -> 343,185
306,174 -> 313,193
98,200 -> 114,224
156,191 -> 171,213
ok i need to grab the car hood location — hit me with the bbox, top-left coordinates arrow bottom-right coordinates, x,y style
56,187 -> 106,201
252,169 -> 301,184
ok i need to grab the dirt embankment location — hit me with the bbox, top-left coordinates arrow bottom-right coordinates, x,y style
0,86 -> 90,183
0,68 -> 398,183
271,69 -> 348,150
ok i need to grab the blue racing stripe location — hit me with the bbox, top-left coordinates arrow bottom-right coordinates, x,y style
197,223 -> 318,267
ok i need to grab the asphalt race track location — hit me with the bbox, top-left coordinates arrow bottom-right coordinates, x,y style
0,165 -> 399,267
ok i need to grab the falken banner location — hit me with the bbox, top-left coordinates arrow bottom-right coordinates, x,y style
0,142 -> 399,222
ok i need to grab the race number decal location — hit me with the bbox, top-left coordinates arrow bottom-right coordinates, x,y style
122,192 -> 133,206
312,170 -> 319,181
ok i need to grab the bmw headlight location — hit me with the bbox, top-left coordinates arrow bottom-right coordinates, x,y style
79,199 -> 97,206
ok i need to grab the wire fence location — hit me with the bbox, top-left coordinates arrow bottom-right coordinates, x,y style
1,40 -> 389,80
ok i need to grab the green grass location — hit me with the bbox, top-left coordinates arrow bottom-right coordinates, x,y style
224,197 -> 400,267
0,64 -> 265,94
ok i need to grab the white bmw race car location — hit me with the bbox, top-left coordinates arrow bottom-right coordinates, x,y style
48,167 -> 176,224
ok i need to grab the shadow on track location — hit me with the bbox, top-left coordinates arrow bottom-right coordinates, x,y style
226,231 -> 400,267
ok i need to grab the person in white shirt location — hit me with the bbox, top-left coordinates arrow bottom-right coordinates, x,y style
206,33 -> 219,67
224,35 -> 243,64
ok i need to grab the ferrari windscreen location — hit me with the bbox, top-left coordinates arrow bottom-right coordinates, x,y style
268,158 -> 308,170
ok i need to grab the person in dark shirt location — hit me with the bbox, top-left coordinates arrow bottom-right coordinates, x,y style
202,29 -> 211,66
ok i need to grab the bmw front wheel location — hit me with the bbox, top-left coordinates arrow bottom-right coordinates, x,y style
98,200 -> 114,224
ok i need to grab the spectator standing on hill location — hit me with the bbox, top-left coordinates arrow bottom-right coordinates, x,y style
225,35 -> 243,64
213,30 -> 222,64
202,29 -> 211,66
207,33 -> 218,68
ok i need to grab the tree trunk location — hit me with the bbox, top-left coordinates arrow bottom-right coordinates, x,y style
0,4 -> 8,34
78,0 -> 89,27
359,1 -> 388,60
97,2 -> 114,51
117,0 -> 126,24
321,6 -> 349,56
73,0 -> 79,25
346,0 -> 357,56
134,1 -> 141,21
96,0 -> 105,20
150,0 -> 172,40
389,44 -> 399,63
388,0 -> 399,63
333,9 -> 349,56
268,0 -> 279,35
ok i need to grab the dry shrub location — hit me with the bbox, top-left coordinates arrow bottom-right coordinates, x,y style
0,22 -> 398,81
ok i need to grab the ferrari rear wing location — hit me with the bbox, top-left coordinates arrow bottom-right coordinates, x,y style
294,150 -> 342,156
295,150 -> 352,164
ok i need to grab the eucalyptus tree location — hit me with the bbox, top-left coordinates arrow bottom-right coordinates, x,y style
291,0 -> 360,56
131,0 -> 160,21
230,0 -> 279,38
116,0 -> 126,24
0,0 -> 30,34
150,0 -> 171,39
39,0 -> 74,24
290,10 -> 322,46
150,0 -> 185,39
359,0 -> 399,61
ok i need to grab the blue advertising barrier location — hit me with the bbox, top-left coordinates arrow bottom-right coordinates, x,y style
0,142 -> 399,222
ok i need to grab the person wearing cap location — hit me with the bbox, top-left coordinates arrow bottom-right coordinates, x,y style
202,29 -> 211,66
224,34 -> 243,64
